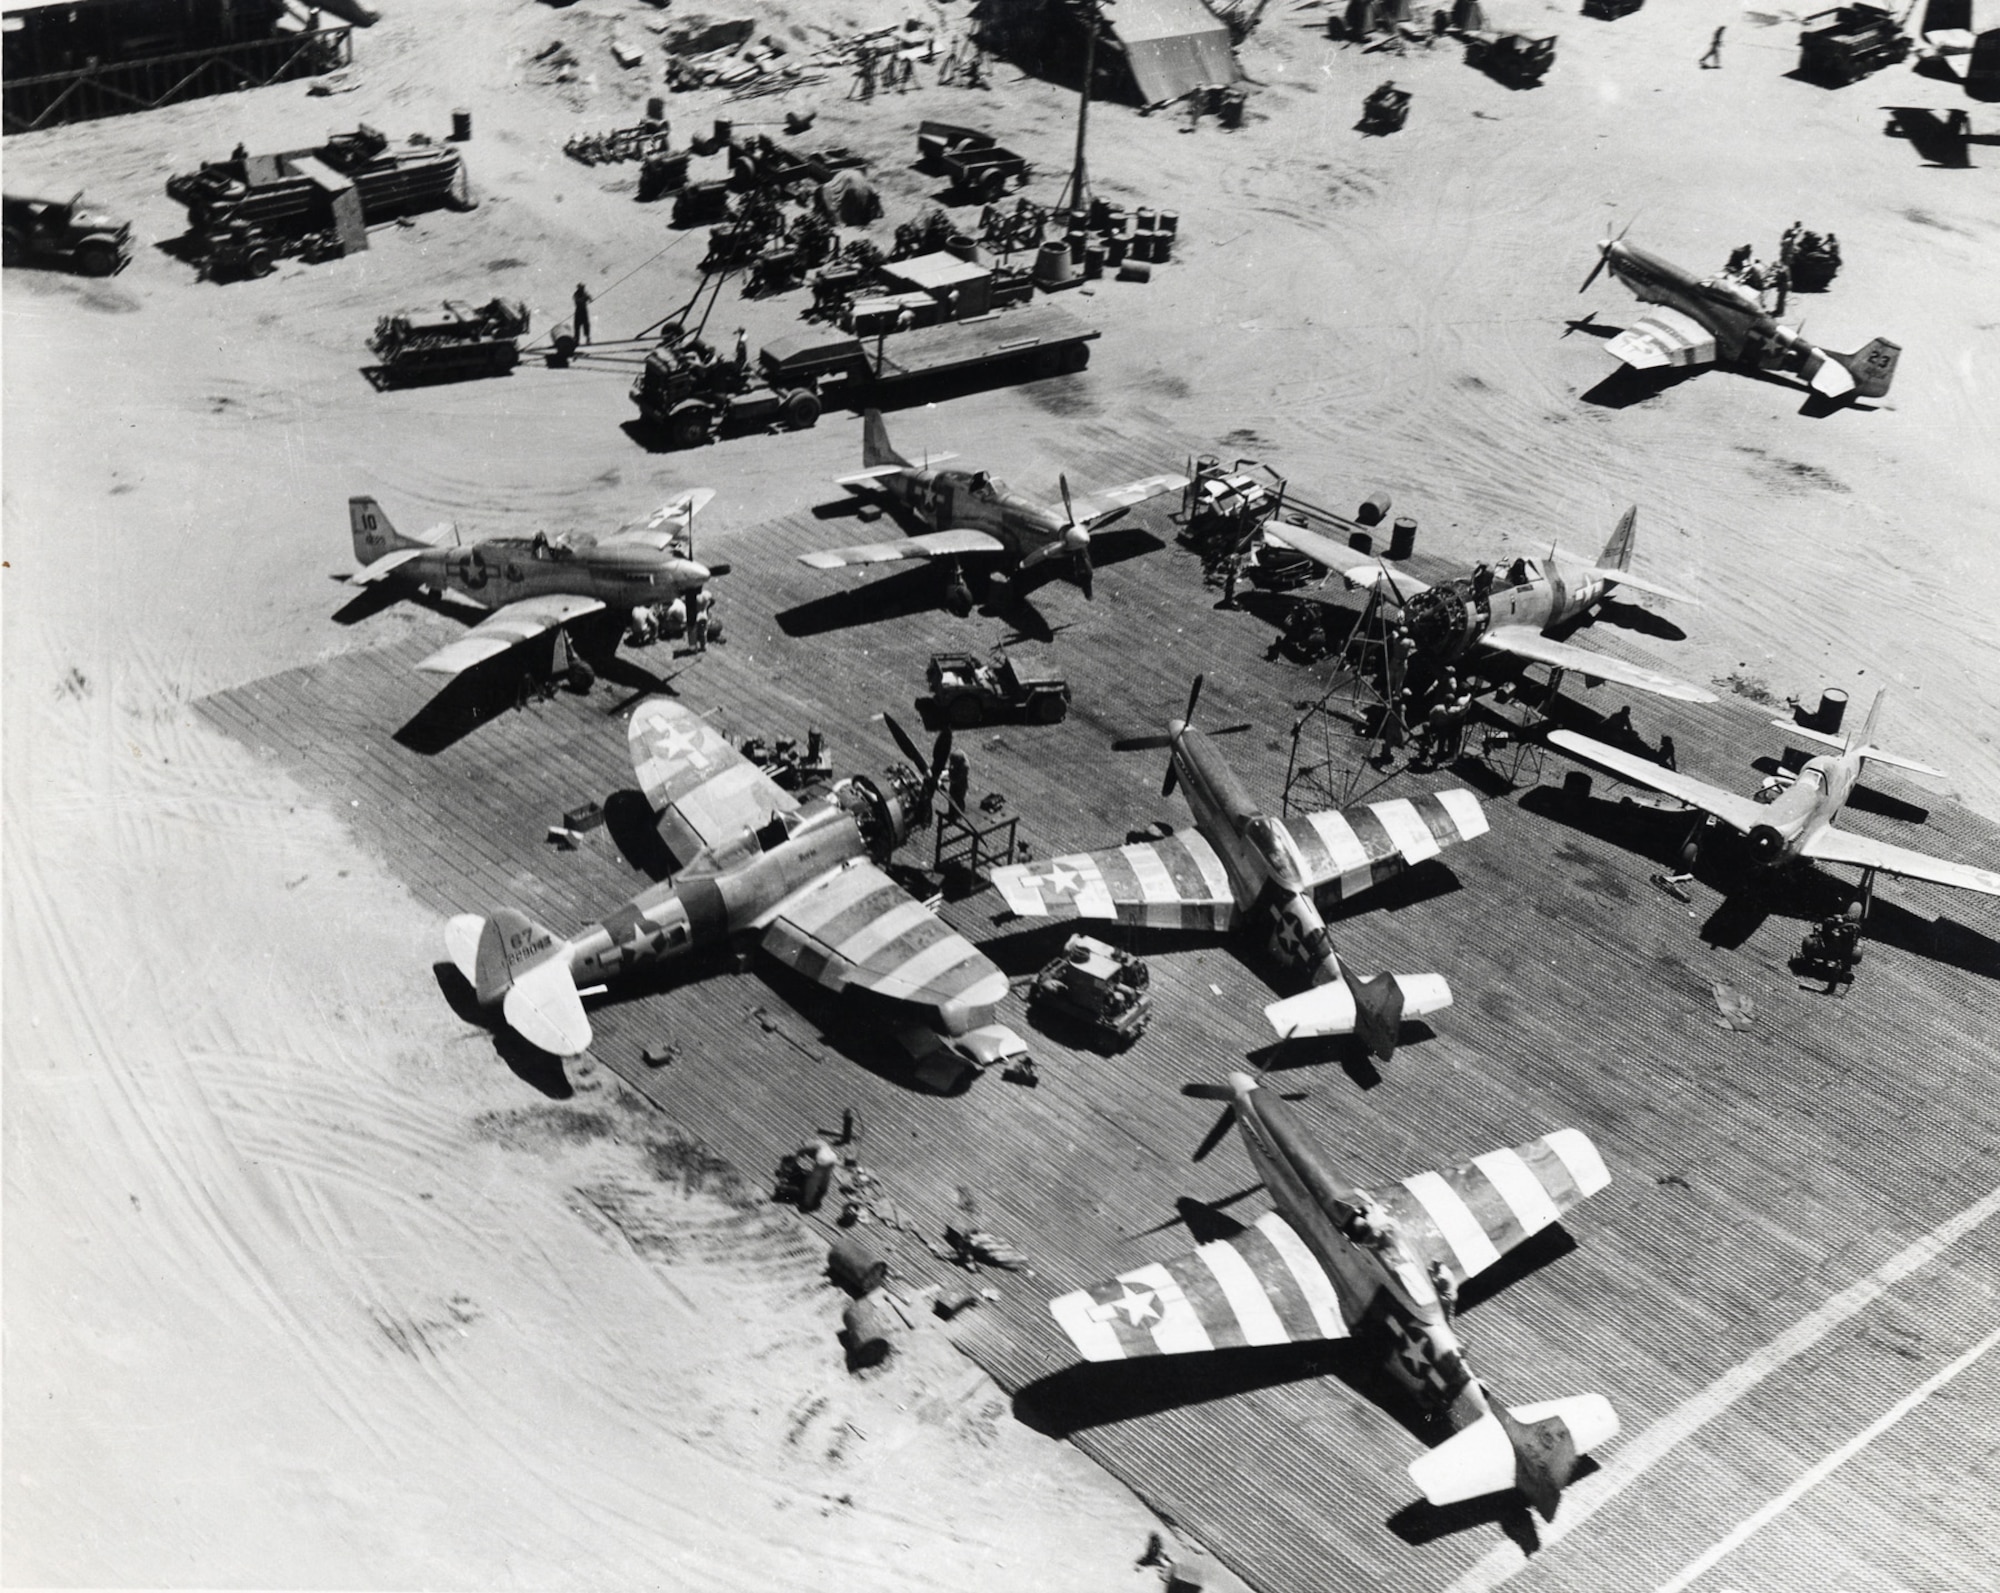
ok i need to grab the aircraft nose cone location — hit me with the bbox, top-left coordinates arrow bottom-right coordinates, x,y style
1228,1069 -> 1259,1095
1166,718 -> 1189,740
1063,523 -> 1090,553
675,559 -> 711,585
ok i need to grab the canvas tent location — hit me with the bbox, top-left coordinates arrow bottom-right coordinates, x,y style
1103,0 -> 1239,103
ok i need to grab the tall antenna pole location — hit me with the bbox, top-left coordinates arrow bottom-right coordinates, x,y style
1062,0 -> 1105,214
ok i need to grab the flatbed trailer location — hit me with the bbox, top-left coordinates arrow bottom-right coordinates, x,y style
768,301 -> 1098,402
632,302 -> 1099,446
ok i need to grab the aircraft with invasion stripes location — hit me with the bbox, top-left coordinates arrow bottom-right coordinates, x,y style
988,677 -> 1490,1061
445,697 -> 1027,1079
1048,1070 -> 1619,1520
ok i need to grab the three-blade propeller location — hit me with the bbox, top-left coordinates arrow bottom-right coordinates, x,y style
1578,217 -> 1637,295
1162,674 -> 1205,796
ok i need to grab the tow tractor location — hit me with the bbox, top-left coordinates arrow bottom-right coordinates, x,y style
1028,935 -> 1153,1049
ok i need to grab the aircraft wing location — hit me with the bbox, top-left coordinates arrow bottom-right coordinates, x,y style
1260,522 -> 1433,595
1062,473 -> 1190,526
798,528 -> 1006,568
1276,790 -> 1489,904
757,857 -> 1010,1031
1360,1129 -> 1611,1289
1800,827 -> 2000,898
1048,1211 -> 1351,1362
600,488 -> 718,551
1605,307 -> 1718,372
627,697 -> 800,861
988,830 -> 1238,930
1482,625 -> 1717,704
1547,729 -> 1768,833
414,594 -> 607,676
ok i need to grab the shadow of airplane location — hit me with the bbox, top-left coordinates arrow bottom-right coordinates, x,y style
1579,362 -> 1702,409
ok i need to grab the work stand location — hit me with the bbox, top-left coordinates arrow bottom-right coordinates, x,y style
934,807 -> 1020,888
1282,583 -> 1416,812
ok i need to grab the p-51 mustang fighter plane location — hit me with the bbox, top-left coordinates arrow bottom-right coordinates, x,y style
348,491 -> 721,679
802,411 -> 1186,610
989,677 -> 1489,1060
1049,1071 -> 1619,1519
448,697 -> 1028,1074
1265,506 -> 1714,705
1550,689 -> 2000,900
1580,230 -> 1899,402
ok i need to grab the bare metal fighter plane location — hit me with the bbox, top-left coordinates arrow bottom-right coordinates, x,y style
448,698 -> 1024,1068
1551,690 -> 2000,898
988,677 -> 1489,1060
1048,1071 -> 1619,1519
802,410 -> 1186,609
1580,231 -> 1899,402
348,491 -> 720,678
1268,506 -> 1715,705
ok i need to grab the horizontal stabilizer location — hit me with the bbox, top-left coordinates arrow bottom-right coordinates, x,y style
445,913 -> 486,984
1408,1394 -> 1619,1513
354,546 -> 427,583
502,957 -> 593,1057
1543,549 -> 1695,605
1807,350 -> 1857,398
1264,972 -> 1452,1040
1766,718 -> 1949,781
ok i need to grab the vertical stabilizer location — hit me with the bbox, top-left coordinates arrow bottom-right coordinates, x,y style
1834,338 -> 1899,401
862,409 -> 909,470
350,496 -> 406,564
1850,688 -> 1886,755
1595,505 -> 1637,573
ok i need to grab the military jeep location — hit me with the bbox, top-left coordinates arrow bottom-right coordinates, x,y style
3,192 -> 132,277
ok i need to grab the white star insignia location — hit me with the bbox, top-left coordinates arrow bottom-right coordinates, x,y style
1091,1283 -> 1160,1328
1027,863 -> 1081,897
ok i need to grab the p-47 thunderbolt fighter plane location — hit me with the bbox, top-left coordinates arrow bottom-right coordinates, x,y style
1267,506 -> 1714,705
988,678 -> 1489,1060
1580,231 -> 1899,402
1049,1071 -> 1619,1519
1550,690 -> 2000,899
348,491 -> 721,678
802,411 -> 1186,608
448,697 -> 1025,1071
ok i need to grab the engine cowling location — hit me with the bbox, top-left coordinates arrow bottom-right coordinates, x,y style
835,764 -> 933,860
1747,824 -> 1788,864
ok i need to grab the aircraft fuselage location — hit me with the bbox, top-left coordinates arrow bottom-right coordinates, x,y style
1393,556 -> 1606,666
1167,724 -> 1351,981
1731,750 -> 1859,865
878,464 -> 1078,566
1606,241 -> 1770,365
1228,1075 -> 1483,1416
391,536 -> 714,614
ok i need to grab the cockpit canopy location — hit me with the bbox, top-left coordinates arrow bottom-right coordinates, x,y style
1242,815 -> 1302,889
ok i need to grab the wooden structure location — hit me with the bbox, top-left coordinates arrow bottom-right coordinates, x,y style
4,0 -> 350,133
200,449 -> 2000,1593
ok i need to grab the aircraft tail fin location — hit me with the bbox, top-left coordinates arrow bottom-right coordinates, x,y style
1595,505 -> 1637,573
861,409 -> 909,471
350,496 -> 455,566
446,909 -> 592,1056
1408,1393 -> 1620,1521
1850,687 -> 1886,755
1831,337 -> 1900,400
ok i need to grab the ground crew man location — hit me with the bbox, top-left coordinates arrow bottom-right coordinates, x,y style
947,749 -> 970,814
798,1141 -> 838,1211
691,588 -> 713,651
732,326 -> 749,373
572,282 -> 593,344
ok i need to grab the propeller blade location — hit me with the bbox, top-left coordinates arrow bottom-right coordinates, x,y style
1192,1105 -> 1236,1164
1075,550 -> 1094,600
1112,733 -> 1173,752
1162,762 -> 1180,798
1084,504 -> 1132,532
1579,240 -> 1611,295
883,712 -> 927,776
1059,472 -> 1076,527
1183,674 -> 1205,725
928,725 -> 952,799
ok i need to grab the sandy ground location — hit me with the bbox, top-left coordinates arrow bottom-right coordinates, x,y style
4,0 -> 1996,1585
